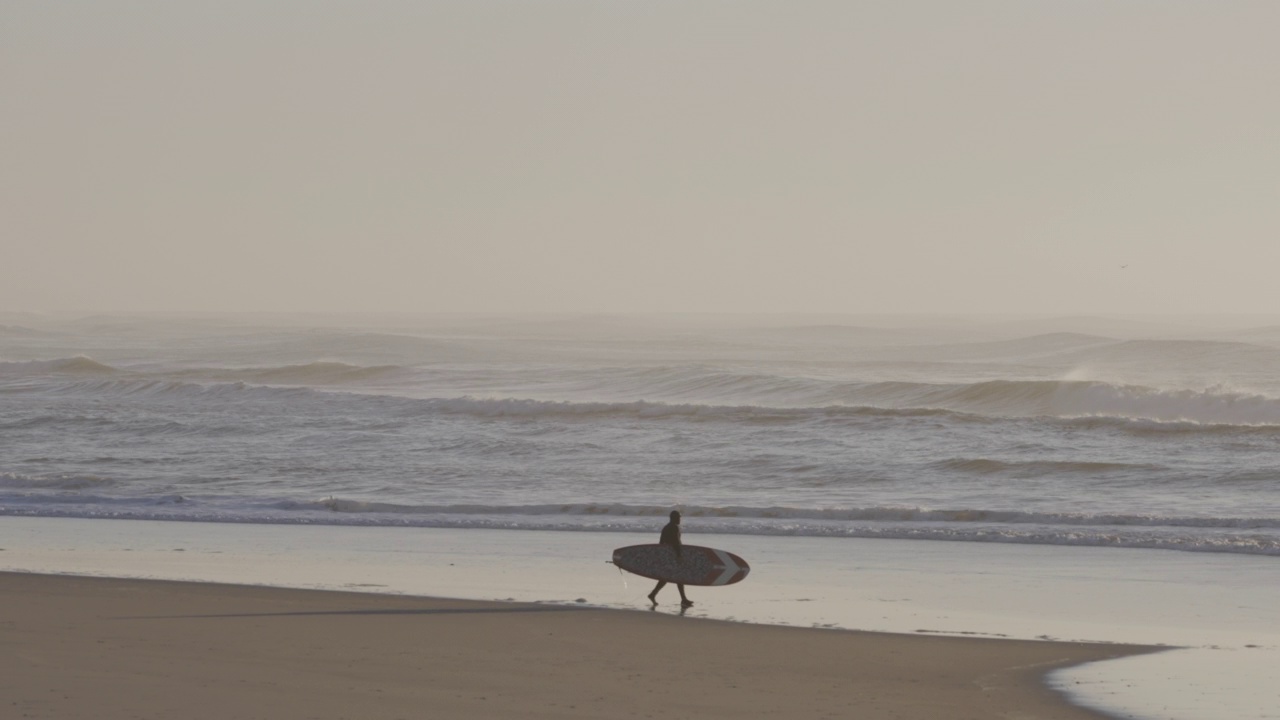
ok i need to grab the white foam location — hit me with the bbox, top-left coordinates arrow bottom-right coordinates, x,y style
4,499 -> 1278,556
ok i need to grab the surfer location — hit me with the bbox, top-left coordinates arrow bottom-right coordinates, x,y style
648,510 -> 693,608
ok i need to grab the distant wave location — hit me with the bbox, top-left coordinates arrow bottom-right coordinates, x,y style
374,380 -> 1280,428
397,396 -> 956,422
1063,338 -> 1280,365
0,357 -> 406,386
934,458 -> 1161,475
898,332 -> 1119,361
1045,382 -> 1280,425
0,356 -> 118,375
180,361 -> 408,386
9,377 -> 320,401
1059,415 -> 1280,436
9,357 -> 1280,428
221,330 -> 497,366
862,379 -> 1280,426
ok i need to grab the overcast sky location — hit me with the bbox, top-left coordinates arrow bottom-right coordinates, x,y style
3,1 -> 1278,315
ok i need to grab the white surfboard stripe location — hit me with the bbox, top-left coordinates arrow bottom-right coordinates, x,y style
711,549 -> 742,586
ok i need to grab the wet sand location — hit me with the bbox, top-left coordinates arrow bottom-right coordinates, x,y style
2,572 -> 1156,720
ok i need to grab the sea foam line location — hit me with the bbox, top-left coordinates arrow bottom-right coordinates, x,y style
5,495 -> 1277,531
1,503 -> 1277,556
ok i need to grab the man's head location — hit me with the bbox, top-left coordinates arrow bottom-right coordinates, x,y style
670,510 -> 681,523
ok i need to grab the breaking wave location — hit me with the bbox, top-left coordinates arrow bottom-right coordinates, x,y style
0,356 -> 118,375
183,361 -> 408,386
0,472 -> 115,490
9,364 -> 1280,429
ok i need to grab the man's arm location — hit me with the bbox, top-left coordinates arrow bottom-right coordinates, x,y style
660,524 -> 683,558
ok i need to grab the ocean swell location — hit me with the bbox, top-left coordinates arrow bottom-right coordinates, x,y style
0,356 -> 118,375
8,355 -> 1280,428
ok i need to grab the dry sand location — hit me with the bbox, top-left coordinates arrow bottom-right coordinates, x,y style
2,572 -> 1157,720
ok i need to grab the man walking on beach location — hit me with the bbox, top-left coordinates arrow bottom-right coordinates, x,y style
648,510 -> 693,608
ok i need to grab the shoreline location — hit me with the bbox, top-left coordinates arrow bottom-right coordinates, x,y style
4,517 -> 1278,719
2,571 -> 1158,720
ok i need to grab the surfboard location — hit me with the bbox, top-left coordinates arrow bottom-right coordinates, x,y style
611,544 -> 750,586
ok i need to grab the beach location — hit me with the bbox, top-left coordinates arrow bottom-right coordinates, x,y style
3,570 -> 1156,720
5,518 -> 1279,719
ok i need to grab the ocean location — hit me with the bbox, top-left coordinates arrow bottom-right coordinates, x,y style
2,312 -> 1278,556
4,312 -> 1280,720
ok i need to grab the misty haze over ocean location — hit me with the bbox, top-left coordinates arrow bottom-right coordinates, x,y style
5,3 -> 1278,317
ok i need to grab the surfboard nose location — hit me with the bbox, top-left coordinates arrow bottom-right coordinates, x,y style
709,549 -> 749,585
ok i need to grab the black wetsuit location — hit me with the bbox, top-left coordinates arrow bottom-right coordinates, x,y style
649,515 -> 691,605
659,519 -> 682,555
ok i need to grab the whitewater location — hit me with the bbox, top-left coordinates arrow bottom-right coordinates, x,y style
2,313 -> 1278,557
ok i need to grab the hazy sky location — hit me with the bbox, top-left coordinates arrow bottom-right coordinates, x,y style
4,2 -> 1278,315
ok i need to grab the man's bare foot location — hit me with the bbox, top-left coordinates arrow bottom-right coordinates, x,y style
680,599 -> 694,608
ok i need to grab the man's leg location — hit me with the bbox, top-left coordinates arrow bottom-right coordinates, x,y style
648,580 -> 666,604
677,584 -> 692,607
